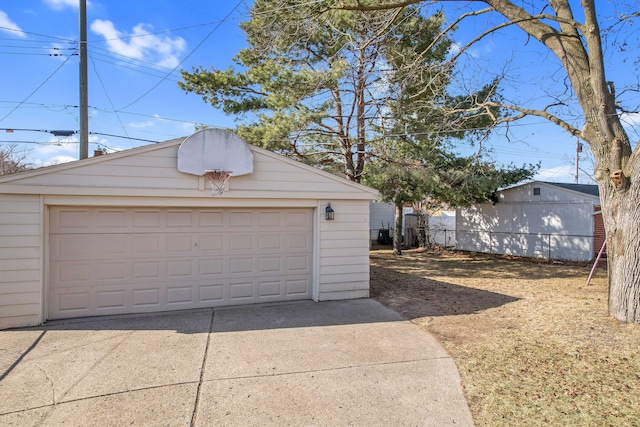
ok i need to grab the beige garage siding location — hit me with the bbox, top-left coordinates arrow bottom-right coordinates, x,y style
0,194 -> 43,329
317,200 -> 370,301
48,206 -> 313,320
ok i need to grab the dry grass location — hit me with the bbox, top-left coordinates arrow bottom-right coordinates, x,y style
370,248 -> 640,426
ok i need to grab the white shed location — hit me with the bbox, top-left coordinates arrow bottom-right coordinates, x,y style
369,201 -> 394,243
0,129 -> 378,329
456,181 -> 601,261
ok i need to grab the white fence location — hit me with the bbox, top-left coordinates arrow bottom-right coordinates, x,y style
375,225 -> 596,262
455,229 -> 594,262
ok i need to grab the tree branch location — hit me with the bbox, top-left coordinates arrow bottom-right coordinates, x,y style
462,100 -> 583,137
409,7 -> 493,70
331,0 -> 426,12
447,11 -> 582,65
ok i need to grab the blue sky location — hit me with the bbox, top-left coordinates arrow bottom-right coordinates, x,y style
0,0 -> 638,183
1,0 -> 246,166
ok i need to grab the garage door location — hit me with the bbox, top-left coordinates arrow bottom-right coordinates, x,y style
48,207 -> 313,319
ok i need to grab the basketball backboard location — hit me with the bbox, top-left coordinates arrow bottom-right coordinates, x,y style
177,128 -> 254,176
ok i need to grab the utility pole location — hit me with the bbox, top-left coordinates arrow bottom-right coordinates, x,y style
79,0 -> 89,159
575,138 -> 582,184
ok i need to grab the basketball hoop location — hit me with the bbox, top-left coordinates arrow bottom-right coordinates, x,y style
204,170 -> 232,196
178,129 -> 253,195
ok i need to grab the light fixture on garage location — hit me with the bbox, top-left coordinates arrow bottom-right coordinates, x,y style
325,203 -> 335,220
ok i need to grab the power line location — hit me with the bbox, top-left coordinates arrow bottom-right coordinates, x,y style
0,51 -> 73,56
0,53 -> 75,123
0,116 -> 582,165
0,44 -> 75,50
86,0 -> 326,44
1,131 -> 159,145
90,56 -> 133,146
0,101 -> 205,128
102,109 -> 204,126
87,18 -> 234,43
89,132 -> 159,143
0,37 -> 70,43
0,140 -> 62,145
0,139 -> 123,154
1,128 -> 75,136
0,127 -> 578,171
90,45 -> 182,74
88,52 -> 182,82
0,96 -> 592,146
0,26 -> 75,42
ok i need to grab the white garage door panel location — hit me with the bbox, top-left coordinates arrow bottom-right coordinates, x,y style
48,207 -> 313,319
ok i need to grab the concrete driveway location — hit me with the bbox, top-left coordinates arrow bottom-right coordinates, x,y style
0,299 -> 473,426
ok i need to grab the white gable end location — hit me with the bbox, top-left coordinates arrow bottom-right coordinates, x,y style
0,138 -> 378,200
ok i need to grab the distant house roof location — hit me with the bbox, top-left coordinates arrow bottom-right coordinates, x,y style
540,181 -> 599,197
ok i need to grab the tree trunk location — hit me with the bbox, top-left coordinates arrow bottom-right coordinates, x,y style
424,213 -> 432,248
355,45 -> 367,184
600,173 -> 640,323
416,211 -> 428,249
393,202 -> 403,255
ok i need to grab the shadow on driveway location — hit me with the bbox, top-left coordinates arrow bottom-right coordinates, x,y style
0,299 -> 474,426
1,299 -> 403,382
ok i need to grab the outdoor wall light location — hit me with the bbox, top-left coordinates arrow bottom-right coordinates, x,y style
325,203 -> 335,220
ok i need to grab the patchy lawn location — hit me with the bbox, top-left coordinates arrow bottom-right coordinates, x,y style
370,248 -> 640,426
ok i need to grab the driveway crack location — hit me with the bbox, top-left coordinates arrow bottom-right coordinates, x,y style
36,365 -> 56,406
0,381 -> 199,417
56,331 -> 135,403
190,308 -> 215,427
203,356 -> 452,382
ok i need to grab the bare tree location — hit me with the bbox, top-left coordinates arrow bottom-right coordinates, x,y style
0,145 -> 31,175
338,0 -> 640,323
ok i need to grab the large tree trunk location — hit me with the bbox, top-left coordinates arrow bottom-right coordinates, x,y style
485,0 -> 640,322
393,202 -> 403,255
601,171 -> 640,322
556,1 -> 639,323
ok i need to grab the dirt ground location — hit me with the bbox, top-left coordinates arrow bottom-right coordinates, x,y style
370,248 -> 640,426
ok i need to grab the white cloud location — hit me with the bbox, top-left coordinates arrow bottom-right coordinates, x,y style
182,122 -> 198,132
0,10 -> 26,38
128,120 -> 154,129
29,141 -> 77,167
534,163 -> 596,184
39,155 -> 77,166
90,19 -> 186,68
27,134 -> 126,166
43,0 -> 84,10
449,42 -> 462,57
34,141 -> 77,155
102,145 -> 126,153
620,112 -> 640,129
535,164 -> 576,183
449,41 -> 480,59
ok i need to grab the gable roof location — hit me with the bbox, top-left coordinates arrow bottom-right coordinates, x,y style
0,134 -> 378,199
537,181 -> 599,197
500,180 -> 599,197
0,138 -> 185,184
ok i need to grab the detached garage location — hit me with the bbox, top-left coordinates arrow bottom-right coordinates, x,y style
0,129 -> 377,329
